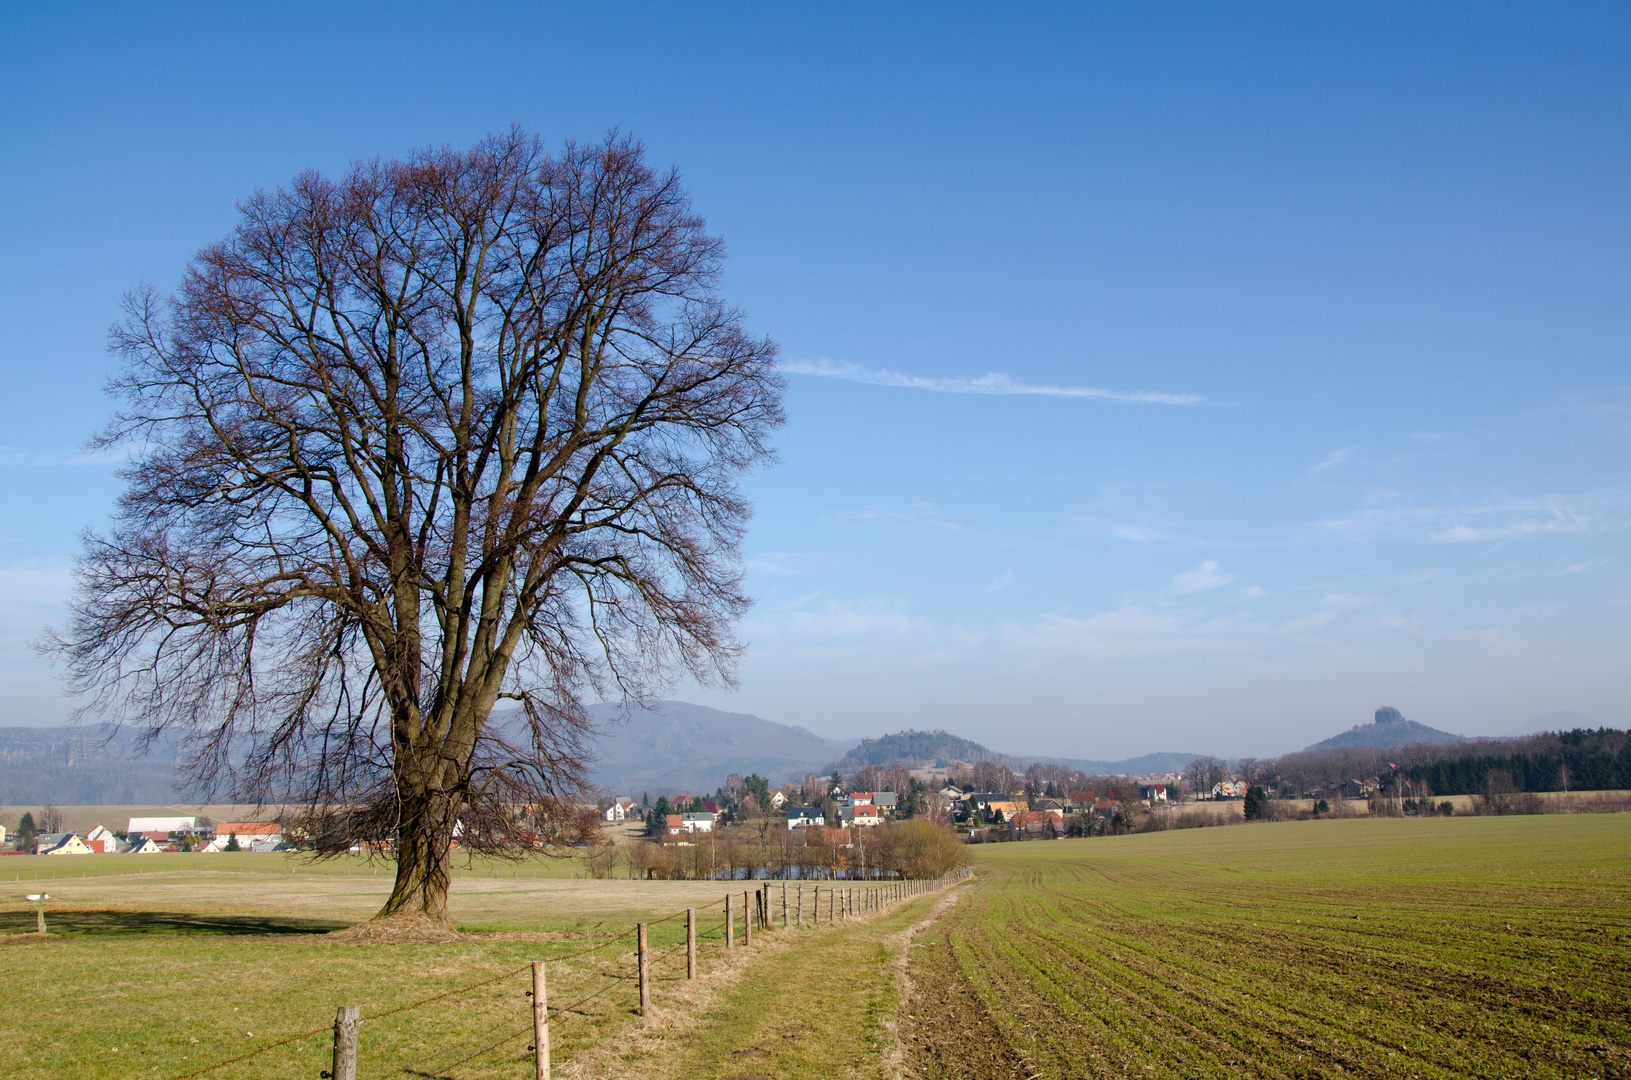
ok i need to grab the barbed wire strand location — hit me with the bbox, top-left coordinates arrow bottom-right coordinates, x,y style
169,1023 -> 332,1080
413,1025 -> 531,1079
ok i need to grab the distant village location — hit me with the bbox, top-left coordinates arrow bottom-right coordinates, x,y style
3,815 -> 290,856
599,757 -> 1276,850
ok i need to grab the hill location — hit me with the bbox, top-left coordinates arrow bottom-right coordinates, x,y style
1307,707 -> 1465,751
829,729 -> 1199,778
583,700 -> 853,795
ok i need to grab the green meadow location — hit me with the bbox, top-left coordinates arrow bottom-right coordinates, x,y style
3,815 -> 1628,1079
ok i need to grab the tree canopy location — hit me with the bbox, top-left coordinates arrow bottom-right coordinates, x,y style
52,129 -> 783,926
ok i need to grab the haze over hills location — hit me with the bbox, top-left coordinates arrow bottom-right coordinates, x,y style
1307,707 -> 1467,751
0,727 -> 185,804
831,730 -> 1199,779
0,703 -> 1604,806
1506,710 -> 1595,737
582,700 -> 855,795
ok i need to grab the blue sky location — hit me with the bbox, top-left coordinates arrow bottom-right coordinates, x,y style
1,4 -> 1626,757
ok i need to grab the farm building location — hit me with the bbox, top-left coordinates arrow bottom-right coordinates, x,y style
127,816 -> 199,836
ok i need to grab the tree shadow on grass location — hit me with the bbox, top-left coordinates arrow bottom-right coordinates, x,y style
0,909 -> 352,937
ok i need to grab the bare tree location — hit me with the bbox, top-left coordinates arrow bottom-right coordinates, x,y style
49,129 -> 782,929
38,806 -> 65,834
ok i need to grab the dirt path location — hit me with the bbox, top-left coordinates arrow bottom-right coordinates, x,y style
566,882 -> 972,1080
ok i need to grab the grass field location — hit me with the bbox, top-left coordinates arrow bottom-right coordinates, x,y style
3,815 -> 1628,1079
907,814 -> 1631,1079
0,859 -> 918,1079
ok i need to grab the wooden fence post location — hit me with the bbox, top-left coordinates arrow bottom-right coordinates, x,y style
743,890 -> 751,945
725,894 -> 733,949
637,923 -> 650,1015
686,907 -> 697,979
829,886 -> 835,922
331,1005 -> 359,1080
782,881 -> 789,928
813,885 -> 819,925
797,883 -> 803,927
531,961 -> 550,1080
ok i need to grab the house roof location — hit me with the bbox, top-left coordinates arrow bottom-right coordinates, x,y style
665,814 -> 682,827
128,816 -> 197,832
786,807 -> 822,819
218,822 -> 281,835
36,832 -> 73,847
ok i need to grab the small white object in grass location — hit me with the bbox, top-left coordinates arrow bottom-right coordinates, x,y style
25,894 -> 48,902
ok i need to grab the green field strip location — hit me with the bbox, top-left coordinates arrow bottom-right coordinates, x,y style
929,816 -> 1631,1079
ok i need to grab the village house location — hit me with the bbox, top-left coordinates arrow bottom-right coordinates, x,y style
785,807 -> 824,829
838,803 -> 882,827
128,836 -> 164,854
1009,810 -> 1063,836
768,790 -> 788,809
601,798 -> 639,822
964,793 -> 1024,822
204,822 -> 283,851
679,812 -> 715,834
1211,780 -> 1247,799
1139,784 -> 1169,803
35,832 -> 92,855
84,824 -> 118,853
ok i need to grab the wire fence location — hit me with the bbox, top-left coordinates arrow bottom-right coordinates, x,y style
162,866 -> 973,1080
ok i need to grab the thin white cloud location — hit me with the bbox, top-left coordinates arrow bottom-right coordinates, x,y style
1317,489 -> 1631,544
781,358 -> 1204,405
1170,560 -> 1237,594
831,503 -> 962,531
1556,556 -> 1612,575
983,571 -> 1014,593
0,445 -> 134,467
1309,445 -> 1359,473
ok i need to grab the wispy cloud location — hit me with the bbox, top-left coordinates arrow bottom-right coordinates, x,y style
1556,556 -> 1612,575
983,571 -> 1014,593
0,445 -> 134,467
1169,560 -> 1237,594
1317,489 -> 1631,544
1309,445 -> 1359,473
781,359 -> 1204,405
832,503 -> 962,531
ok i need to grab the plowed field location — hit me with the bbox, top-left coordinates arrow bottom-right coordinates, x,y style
905,815 -> 1631,1080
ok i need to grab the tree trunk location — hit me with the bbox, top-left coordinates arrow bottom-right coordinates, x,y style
377,778 -> 459,927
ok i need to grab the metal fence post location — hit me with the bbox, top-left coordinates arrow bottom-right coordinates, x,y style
331,1005 -> 359,1080
531,961 -> 550,1080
